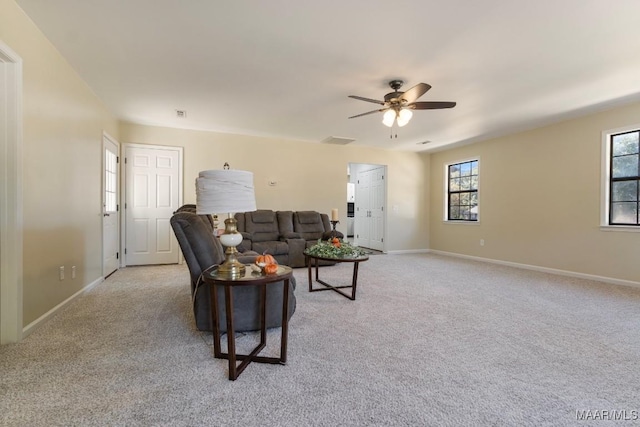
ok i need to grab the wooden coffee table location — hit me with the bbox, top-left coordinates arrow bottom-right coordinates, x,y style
202,264 -> 293,380
305,253 -> 369,300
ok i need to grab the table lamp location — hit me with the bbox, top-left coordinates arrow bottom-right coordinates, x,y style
196,169 -> 257,278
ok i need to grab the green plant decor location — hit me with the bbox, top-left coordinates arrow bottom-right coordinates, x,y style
304,239 -> 368,258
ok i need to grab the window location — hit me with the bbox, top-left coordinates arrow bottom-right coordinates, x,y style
105,148 -> 117,212
447,159 -> 479,221
608,130 -> 639,226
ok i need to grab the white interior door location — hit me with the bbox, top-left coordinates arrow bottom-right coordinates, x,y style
355,169 -> 371,248
355,166 -> 385,251
369,166 -> 385,251
125,145 -> 181,265
102,134 -> 120,277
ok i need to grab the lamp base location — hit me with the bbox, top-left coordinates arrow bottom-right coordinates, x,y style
217,253 -> 246,279
217,216 -> 246,279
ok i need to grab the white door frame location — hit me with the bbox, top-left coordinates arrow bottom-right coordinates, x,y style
0,42 -> 24,344
102,132 -> 120,276
122,143 -> 183,266
350,162 -> 387,252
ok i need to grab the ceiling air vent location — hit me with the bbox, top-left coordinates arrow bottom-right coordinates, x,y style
176,110 -> 187,118
321,136 -> 355,145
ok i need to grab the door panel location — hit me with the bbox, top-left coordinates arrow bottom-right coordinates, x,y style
125,146 -> 180,265
370,167 -> 385,251
103,135 -> 120,277
355,169 -> 370,248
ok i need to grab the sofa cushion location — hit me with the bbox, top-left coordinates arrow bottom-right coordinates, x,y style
293,211 -> 326,241
245,210 -> 279,242
277,211 -> 295,235
297,211 -> 321,224
252,210 -> 276,223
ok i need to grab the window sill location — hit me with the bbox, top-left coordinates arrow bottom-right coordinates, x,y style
442,220 -> 480,226
600,225 -> 640,233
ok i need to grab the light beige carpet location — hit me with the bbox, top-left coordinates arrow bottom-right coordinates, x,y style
1,253 -> 639,426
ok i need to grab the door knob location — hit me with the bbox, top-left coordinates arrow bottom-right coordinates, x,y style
103,213 -> 110,217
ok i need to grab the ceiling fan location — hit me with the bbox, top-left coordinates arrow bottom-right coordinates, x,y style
348,80 -> 456,127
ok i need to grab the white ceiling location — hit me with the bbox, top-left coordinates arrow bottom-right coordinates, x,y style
16,0 -> 640,152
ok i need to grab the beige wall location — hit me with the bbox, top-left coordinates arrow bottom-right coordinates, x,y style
1,0 -> 119,326
428,102 -> 640,283
119,123 -> 431,253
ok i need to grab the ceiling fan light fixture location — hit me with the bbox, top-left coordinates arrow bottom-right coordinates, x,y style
382,109 -> 396,127
396,109 -> 413,127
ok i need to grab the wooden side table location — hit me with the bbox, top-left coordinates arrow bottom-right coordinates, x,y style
202,264 -> 293,380
305,253 -> 369,300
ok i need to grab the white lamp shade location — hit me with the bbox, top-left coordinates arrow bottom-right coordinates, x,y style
196,169 -> 257,214
382,109 -> 396,127
396,109 -> 413,127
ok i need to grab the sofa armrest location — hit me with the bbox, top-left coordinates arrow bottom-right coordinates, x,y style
237,235 -> 253,253
238,251 -> 259,264
285,238 -> 307,268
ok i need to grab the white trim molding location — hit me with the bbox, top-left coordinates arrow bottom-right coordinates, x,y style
430,250 -> 640,289
22,277 -> 104,338
0,42 -> 24,344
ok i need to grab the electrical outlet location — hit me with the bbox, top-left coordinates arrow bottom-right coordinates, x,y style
59,266 -> 65,280
71,266 -> 76,279
480,239 -> 485,246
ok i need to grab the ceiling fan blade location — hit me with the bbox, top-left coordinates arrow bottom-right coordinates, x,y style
348,95 -> 386,105
400,83 -> 431,103
348,108 -> 388,119
408,101 -> 456,110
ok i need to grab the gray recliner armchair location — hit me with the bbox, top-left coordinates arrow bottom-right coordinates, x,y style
170,211 -> 296,332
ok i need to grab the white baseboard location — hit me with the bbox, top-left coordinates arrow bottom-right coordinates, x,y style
22,276 -> 104,339
429,250 -> 640,289
385,249 -> 430,255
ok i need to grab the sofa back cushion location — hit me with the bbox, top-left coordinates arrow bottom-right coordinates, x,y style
293,211 -> 328,241
277,211 -> 295,235
244,210 -> 280,242
170,212 -> 225,291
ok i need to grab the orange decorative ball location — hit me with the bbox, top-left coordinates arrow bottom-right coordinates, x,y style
263,263 -> 278,274
256,252 -> 277,265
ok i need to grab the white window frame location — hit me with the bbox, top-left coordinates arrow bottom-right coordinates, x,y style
600,124 -> 640,232
443,157 -> 480,224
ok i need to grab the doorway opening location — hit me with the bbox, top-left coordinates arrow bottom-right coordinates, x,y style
348,162 -> 387,252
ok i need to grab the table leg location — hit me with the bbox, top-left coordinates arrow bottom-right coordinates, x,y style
210,284 -> 222,358
308,259 -> 361,300
280,278 -> 289,364
350,262 -> 360,300
224,285 -> 238,380
209,276 -> 292,380
307,255 -> 312,293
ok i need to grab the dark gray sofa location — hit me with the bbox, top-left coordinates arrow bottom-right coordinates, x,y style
170,211 -> 296,332
235,209 -> 343,268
